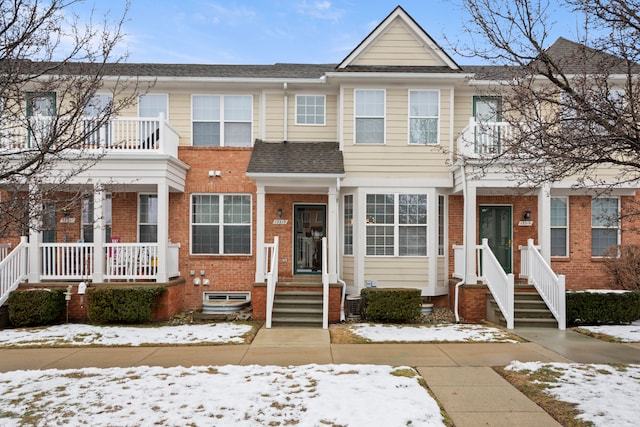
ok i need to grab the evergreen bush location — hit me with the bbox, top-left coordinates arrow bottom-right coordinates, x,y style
360,287 -> 421,323
87,286 -> 165,324
8,289 -> 66,327
567,290 -> 640,325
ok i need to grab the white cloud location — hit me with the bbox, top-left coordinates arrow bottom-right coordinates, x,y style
296,0 -> 344,21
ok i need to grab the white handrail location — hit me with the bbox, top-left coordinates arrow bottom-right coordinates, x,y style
321,237 -> 329,329
520,239 -> 566,330
478,238 -> 514,329
0,237 -> 28,306
0,243 -> 12,261
265,236 -> 279,329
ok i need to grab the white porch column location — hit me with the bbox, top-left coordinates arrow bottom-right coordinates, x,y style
427,189 -> 438,291
537,184 -> 552,263
465,184 -> 478,284
92,185 -> 105,283
156,181 -> 169,282
327,183 -> 338,282
27,183 -> 41,283
255,184 -> 266,282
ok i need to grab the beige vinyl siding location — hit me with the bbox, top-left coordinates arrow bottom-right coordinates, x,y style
264,93 -> 284,141
343,88 -> 451,177
169,94 -> 190,146
353,20 -> 444,67
341,256 -> 355,286
437,256 -> 446,287
288,94 -> 338,141
364,257 -> 429,289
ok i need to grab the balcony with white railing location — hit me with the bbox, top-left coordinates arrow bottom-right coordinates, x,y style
0,114 -> 180,158
457,117 -> 513,159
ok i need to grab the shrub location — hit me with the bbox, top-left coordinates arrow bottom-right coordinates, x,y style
87,286 -> 165,324
360,287 -> 421,323
602,245 -> 640,290
567,290 -> 640,325
8,289 -> 66,327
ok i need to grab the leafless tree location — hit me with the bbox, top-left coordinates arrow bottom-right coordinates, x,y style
456,0 -> 640,193
0,0 -> 139,238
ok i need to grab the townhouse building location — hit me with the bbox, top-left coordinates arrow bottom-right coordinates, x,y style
1,6 -> 637,329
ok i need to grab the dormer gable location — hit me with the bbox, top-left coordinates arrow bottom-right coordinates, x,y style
338,6 -> 460,70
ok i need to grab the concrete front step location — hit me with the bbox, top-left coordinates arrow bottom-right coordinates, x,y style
488,292 -> 559,328
272,290 -> 324,327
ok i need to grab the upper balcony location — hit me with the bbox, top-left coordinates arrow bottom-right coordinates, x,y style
0,114 -> 180,159
457,117 -> 513,160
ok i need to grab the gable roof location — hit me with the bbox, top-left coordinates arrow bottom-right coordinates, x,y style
338,6 -> 460,71
247,140 -> 344,176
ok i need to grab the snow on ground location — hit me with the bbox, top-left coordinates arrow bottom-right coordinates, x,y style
579,320 -> 640,342
0,364 -> 445,427
348,322 -> 520,342
0,323 -> 254,347
506,361 -> 640,427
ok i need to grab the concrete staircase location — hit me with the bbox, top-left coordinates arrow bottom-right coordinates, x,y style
487,287 -> 559,328
271,277 -> 324,327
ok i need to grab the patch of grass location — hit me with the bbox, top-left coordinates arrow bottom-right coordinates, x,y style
572,327 -> 624,343
390,368 -> 417,379
494,366 -> 590,427
328,324 -> 371,343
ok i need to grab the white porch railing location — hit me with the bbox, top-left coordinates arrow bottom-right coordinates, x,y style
0,115 -> 180,158
0,243 -> 11,262
478,238 -> 515,329
321,237 -> 329,329
520,239 -> 566,330
457,117 -> 513,158
41,243 -> 94,280
0,237 -> 28,306
265,236 -> 279,329
104,243 -> 159,281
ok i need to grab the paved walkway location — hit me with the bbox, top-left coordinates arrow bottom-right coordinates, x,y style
1,326 -> 639,426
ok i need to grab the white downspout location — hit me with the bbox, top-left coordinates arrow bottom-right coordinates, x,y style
336,177 -> 346,322
454,164 -> 467,324
283,82 -> 288,142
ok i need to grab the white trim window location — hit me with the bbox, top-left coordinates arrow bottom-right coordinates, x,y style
438,195 -> 445,256
591,197 -> 619,257
296,95 -> 325,125
192,95 -> 252,147
191,194 -> 251,255
409,90 -> 439,145
343,194 -> 353,255
355,89 -> 385,144
551,197 -> 568,257
81,194 -> 112,243
366,193 -> 427,256
139,194 -> 158,243
139,94 -> 167,118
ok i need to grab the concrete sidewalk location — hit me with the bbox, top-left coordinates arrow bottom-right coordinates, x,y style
1,326 -> 639,427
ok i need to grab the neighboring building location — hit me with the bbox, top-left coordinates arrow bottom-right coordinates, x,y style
1,6 -> 637,328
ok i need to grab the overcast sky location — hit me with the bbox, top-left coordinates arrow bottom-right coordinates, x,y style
70,0 -> 582,65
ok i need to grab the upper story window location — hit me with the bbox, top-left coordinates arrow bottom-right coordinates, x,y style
355,89 -> 384,144
139,94 -> 168,118
591,197 -> 619,257
409,90 -> 439,145
551,197 -> 568,257
296,95 -> 325,125
27,92 -> 56,116
84,94 -> 113,117
343,194 -> 353,255
192,95 -> 252,147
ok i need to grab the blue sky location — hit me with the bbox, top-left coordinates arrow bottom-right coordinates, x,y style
73,0 -> 581,65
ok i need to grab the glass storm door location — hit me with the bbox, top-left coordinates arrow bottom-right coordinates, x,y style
294,205 -> 326,274
479,205 -> 512,274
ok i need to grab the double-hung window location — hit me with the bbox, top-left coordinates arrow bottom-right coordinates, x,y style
591,198 -> 619,256
191,194 -> 251,255
551,197 -> 568,257
139,194 -> 158,243
296,95 -> 325,125
343,195 -> 353,255
81,194 -> 112,243
366,193 -> 428,256
355,89 -> 384,144
409,90 -> 439,144
192,95 -> 252,147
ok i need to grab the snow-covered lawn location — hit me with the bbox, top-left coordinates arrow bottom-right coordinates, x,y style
346,322 -> 520,343
0,364 -> 445,426
506,361 -> 640,427
578,320 -> 640,342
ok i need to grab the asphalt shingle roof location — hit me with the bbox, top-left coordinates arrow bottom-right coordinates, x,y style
247,140 -> 344,175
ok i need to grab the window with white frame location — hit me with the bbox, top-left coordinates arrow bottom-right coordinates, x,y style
551,197 -> 568,257
438,195 -> 445,256
355,89 -> 384,144
591,197 -> 619,256
139,94 -> 167,118
343,194 -> 353,255
366,193 -> 427,256
191,194 -> 251,255
296,95 -> 325,125
81,194 -> 112,243
139,194 -> 158,243
409,90 -> 439,145
192,95 -> 252,147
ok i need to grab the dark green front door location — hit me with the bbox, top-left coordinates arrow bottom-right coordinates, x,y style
294,205 -> 326,274
479,206 -> 512,273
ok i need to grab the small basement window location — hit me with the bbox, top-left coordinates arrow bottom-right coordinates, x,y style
202,291 -> 251,314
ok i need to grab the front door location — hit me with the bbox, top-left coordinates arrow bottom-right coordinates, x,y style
294,205 -> 326,274
479,206 -> 512,273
